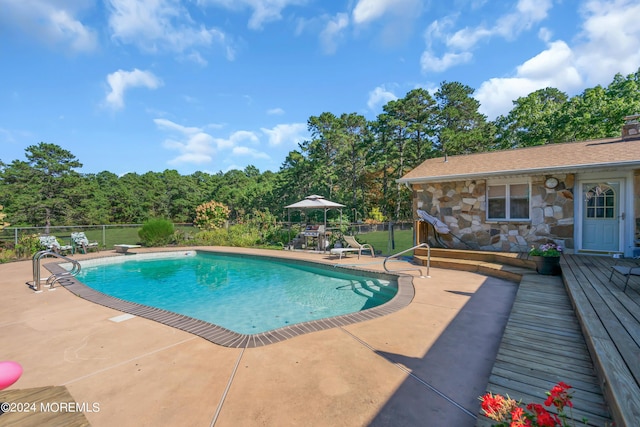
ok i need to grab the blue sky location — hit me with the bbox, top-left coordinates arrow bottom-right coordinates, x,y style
1,0 -> 639,176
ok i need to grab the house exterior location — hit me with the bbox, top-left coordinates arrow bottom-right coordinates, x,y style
397,116 -> 640,256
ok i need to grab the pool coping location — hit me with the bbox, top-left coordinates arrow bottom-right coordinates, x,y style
44,249 -> 415,348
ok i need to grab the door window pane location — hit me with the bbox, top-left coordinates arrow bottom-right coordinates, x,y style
585,185 -> 615,219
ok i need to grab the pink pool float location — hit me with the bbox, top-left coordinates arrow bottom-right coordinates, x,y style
0,361 -> 23,390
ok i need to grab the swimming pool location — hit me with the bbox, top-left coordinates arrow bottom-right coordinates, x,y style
60,250 -> 412,347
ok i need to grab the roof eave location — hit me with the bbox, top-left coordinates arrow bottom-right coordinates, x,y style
397,161 -> 640,185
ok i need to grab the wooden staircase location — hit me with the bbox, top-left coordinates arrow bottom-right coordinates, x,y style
413,247 -> 534,282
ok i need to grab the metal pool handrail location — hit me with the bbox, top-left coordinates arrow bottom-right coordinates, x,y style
383,243 -> 430,278
30,250 -> 81,292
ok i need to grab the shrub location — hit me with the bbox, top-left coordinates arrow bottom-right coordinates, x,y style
194,200 -> 230,230
138,219 -> 175,247
0,205 -> 9,231
365,207 -> 385,223
243,209 -> 285,245
227,223 -> 261,247
0,249 -> 16,263
15,234 -> 41,258
193,223 -> 262,247
193,229 -> 229,246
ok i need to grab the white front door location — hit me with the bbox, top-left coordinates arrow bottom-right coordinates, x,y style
582,182 -> 620,251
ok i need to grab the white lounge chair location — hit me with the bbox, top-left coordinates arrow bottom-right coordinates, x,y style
39,235 -> 73,255
71,232 -> 99,254
330,235 -> 374,260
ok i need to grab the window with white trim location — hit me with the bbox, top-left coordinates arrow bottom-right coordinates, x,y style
487,182 -> 530,220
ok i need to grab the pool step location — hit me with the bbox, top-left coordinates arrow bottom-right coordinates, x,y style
413,248 -> 534,282
352,279 -> 396,300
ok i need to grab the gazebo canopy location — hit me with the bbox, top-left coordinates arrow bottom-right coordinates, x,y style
284,195 -> 345,251
285,195 -> 345,228
285,195 -> 345,210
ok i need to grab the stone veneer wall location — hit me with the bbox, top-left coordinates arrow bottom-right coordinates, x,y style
414,174 -> 575,253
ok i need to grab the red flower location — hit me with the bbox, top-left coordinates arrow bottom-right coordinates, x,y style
479,382 -> 579,427
544,382 -> 573,410
481,392 -> 505,415
509,406 -> 532,427
526,403 -> 561,427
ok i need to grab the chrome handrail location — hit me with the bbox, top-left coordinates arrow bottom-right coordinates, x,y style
30,250 -> 81,292
383,243 -> 430,278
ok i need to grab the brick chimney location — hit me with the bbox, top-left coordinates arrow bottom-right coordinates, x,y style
622,114 -> 640,140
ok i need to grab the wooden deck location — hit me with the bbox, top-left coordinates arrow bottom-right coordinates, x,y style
0,386 -> 91,426
477,266 -> 612,427
560,254 -> 640,427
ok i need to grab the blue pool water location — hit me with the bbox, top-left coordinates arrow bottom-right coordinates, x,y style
75,251 -> 397,334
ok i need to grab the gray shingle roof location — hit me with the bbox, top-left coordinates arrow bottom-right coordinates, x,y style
398,136 -> 640,183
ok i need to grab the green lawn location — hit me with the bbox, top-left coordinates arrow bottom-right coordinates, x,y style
69,225 -> 198,249
352,229 -> 414,256
2,225 -> 414,257
86,226 -> 414,256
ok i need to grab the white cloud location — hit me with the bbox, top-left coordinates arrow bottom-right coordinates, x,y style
0,0 -> 97,52
446,26 -> 493,51
154,118 -> 200,134
421,0 -> 553,74
198,0 -> 306,30
367,86 -> 397,111
155,119 -> 217,164
574,0 -> 640,85
226,130 -> 260,147
476,40 -> 582,119
105,69 -> 163,110
421,50 -> 472,73
261,123 -> 308,146
107,0 -> 234,60
353,0 -> 422,25
352,0 -> 422,47
352,0 -> 391,25
319,13 -> 349,54
476,0 -> 640,119
157,119 -> 269,166
232,146 -> 270,159
267,108 -> 285,115
516,40 -> 578,82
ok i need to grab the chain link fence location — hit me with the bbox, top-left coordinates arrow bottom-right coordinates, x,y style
0,224 -> 197,250
0,221 -> 415,260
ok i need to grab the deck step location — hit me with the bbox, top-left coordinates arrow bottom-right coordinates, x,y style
414,247 -> 533,269
413,255 -> 531,282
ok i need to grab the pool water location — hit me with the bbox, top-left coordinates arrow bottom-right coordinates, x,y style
75,252 -> 397,334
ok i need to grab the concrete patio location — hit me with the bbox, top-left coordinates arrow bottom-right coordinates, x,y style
0,247 -> 518,426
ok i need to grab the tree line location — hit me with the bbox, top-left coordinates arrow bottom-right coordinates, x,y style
1,69 -> 639,228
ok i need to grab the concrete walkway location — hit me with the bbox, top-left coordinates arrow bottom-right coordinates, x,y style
0,247 -> 518,426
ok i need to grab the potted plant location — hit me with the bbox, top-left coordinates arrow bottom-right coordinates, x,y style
529,242 -> 562,275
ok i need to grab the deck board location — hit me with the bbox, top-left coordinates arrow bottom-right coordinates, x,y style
561,254 -> 640,427
477,264 -> 612,427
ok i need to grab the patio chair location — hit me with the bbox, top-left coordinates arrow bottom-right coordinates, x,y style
71,232 -> 99,254
39,235 -> 73,255
609,255 -> 640,292
330,235 -> 374,260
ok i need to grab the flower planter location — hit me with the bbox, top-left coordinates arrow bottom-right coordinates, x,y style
532,255 -> 561,276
